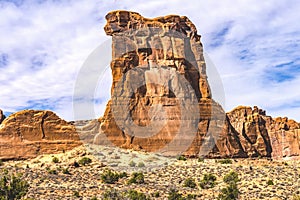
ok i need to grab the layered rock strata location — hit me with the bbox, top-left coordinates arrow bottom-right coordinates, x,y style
96,10 -> 225,156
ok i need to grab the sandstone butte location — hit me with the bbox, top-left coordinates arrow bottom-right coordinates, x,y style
0,10 -> 299,160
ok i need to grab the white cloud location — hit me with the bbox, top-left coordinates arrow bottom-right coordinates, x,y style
1,0 -> 300,121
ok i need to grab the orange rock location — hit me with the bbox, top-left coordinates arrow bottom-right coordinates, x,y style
0,110 -> 81,160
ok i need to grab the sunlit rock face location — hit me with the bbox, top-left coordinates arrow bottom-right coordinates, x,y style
0,110 -> 81,160
96,10 -> 225,157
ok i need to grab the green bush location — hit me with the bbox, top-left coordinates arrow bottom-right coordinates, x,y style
293,195 -> 300,200
91,196 -> 98,200
168,188 -> 184,200
218,182 -> 239,200
0,160 -> 3,166
0,171 -> 29,200
102,189 -> 122,200
125,189 -> 148,200
218,159 -> 232,164
267,179 -> 274,186
223,171 -> 239,184
78,157 -> 92,166
62,168 -> 71,175
100,170 -> 120,184
183,178 -> 197,188
199,173 -> 217,189
198,157 -> 204,162
52,157 -> 59,163
186,194 -> 198,200
129,160 -> 136,167
47,169 -> 57,175
137,162 -> 145,168
128,172 -> 145,184
177,155 -> 187,161
73,191 -> 80,197
152,191 -> 160,198
219,171 -> 239,200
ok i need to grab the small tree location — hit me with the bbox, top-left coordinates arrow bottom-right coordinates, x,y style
0,171 -> 29,199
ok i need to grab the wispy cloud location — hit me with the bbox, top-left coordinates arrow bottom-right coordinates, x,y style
1,0 -> 300,121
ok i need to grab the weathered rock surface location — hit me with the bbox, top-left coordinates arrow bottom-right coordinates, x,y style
0,109 -> 5,124
220,106 -> 300,159
95,10 -> 300,159
96,10 -> 226,156
0,110 -> 81,160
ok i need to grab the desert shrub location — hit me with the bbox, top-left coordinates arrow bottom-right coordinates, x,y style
119,172 -> 128,178
0,171 -> 29,200
90,196 -> 98,200
198,157 -> 204,162
78,157 -> 92,166
152,191 -> 160,198
186,194 -> 198,200
0,160 -> 3,166
72,161 -> 80,168
100,170 -> 120,184
219,171 -> 239,200
293,195 -> 300,200
137,162 -> 145,167
223,171 -> 239,184
218,182 -> 239,200
125,189 -> 148,200
73,191 -> 80,197
177,155 -> 187,161
267,179 -> 274,186
199,173 -> 217,189
102,189 -> 123,200
129,160 -> 136,167
62,168 -> 71,175
218,159 -> 232,164
52,157 -> 59,163
128,172 -> 145,184
168,188 -> 184,200
47,169 -> 57,175
183,178 -> 197,188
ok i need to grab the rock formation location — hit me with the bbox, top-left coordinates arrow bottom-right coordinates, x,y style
0,110 -> 81,160
95,10 -> 300,159
96,10 -> 226,156
0,109 -> 5,124
215,106 -> 300,159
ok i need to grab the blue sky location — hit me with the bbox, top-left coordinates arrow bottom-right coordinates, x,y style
1,0 -> 300,121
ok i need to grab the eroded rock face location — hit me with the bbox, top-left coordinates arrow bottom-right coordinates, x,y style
95,11 -> 300,159
97,10 -> 225,156
0,109 -> 5,124
224,106 -> 300,159
0,110 -> 81,160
